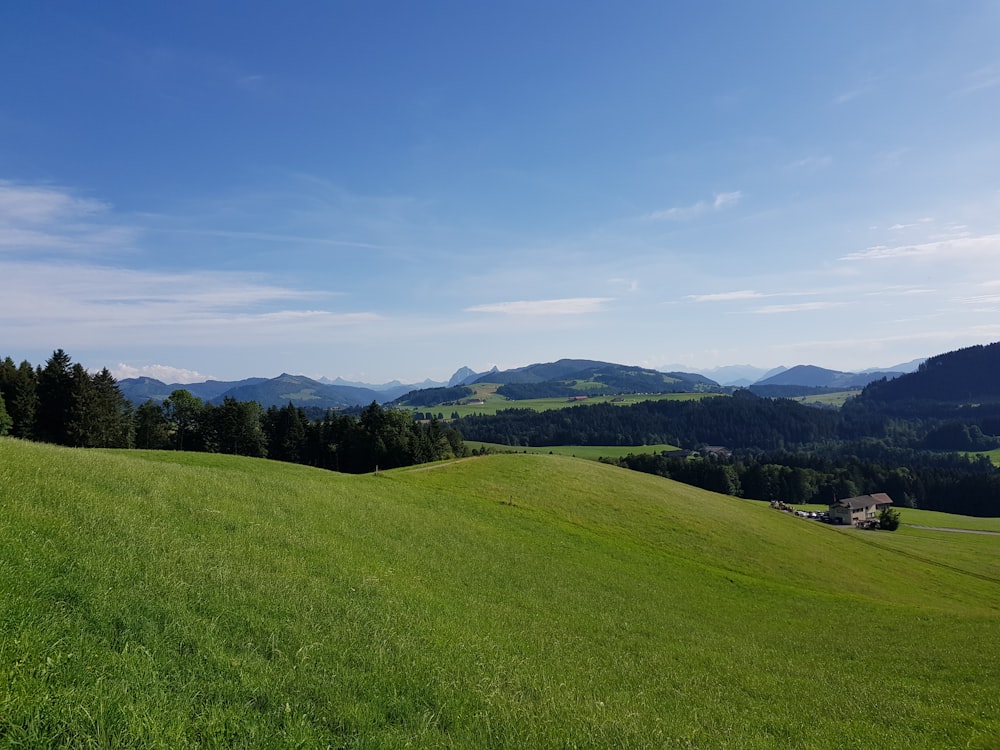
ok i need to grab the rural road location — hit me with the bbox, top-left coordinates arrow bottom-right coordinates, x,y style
907,525 -> 1000,536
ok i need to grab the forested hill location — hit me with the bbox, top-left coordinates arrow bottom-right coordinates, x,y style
860,341 -> 1000,403
468,359 -> 722,400
457,390 -> 841,450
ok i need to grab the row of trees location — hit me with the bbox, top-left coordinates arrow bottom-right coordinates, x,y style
458,388 -> 1000,452
457,390 -> 844,450
609,446 -> 1000,517
136,398 -> 465,473
0,350 -> 133,447
0,351 -> 465,474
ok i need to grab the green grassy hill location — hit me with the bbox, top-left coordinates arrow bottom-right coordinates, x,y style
1,437 -> 998,748
464,442 -> 681,460
410,384 -> 718,418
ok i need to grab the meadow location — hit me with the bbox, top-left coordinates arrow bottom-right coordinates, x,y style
464,442 -> 681,460
412,383 -> 719,418
971,448 -> 1000,467
1,437 -> 998,748
790,390 -> 860,407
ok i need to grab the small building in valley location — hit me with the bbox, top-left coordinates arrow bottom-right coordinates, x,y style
828,493 -> 894,526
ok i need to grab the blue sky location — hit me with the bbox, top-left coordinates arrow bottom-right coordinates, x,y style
2,2 -> 999,384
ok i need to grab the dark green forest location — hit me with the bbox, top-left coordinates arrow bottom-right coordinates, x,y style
0,351 -> 464,474
608,447 -> 1000,517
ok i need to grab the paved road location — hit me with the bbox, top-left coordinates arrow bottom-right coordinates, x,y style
907,524 -> 1000,536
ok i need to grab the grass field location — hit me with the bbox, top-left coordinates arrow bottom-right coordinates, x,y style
412,383 -> 721,418
970,448 -> 1000,467
1,437 -> 999,748
464,441 -> 680,460
791,389 -> 860,407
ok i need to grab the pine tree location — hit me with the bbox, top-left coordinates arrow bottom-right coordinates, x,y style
163,389 -> 203,451
67,363 -> 98,447
135,400 -> 169,449
0,388 -> 12,436
0,357 -> 38,438
36,349 -> 75,445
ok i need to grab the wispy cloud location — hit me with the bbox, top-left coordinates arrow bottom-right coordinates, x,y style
647,191 -> 742,221
685,290 -> 766,303
0,181 -> 108,222
888,217 -> 934,231
832,89 -> 865,105
751,301 -> 845,315
0,181 -> 137,255
862,287 -> 936,297
958,294 -> 1000,308
465,297 -> 614,316
956,64 -> 1000,96
0,259 -> 379,348
167,228 -> 385,250
832,75 -> 878,106
786,156 -> 832,172
841,233 -> 1000,261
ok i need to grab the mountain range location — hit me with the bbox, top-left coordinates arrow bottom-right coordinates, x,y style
117,357 -> 925,409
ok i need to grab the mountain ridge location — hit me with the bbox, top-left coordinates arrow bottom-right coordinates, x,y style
117,357 -> 930,408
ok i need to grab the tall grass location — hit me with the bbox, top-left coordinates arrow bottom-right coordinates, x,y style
1,438 -> 998,748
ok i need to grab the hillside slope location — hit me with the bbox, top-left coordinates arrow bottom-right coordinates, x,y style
861,340 -> 1000,403
1,439 -> 997,748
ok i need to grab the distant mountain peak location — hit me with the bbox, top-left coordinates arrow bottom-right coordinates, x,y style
448,366 -> 480,387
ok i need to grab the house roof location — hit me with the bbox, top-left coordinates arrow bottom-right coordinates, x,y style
831,493 -> 893,510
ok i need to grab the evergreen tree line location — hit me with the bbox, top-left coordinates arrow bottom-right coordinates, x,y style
608,447 -> 1000,517
0,351 -> 464,474
457,390 -> 844,449
457,388 -> 1000,452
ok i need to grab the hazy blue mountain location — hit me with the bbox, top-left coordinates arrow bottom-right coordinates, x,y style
696,364 -> 772,387
119,377 -> 268,404
209,373 -> 384,409
861,358 -> 925,374
317,375 -> 447,400
754,365 -> 902,389
448,366 -> 481,387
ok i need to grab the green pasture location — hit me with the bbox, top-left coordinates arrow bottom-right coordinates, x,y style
1,437 -> 998,748
466,441 -> 680,460
751,502 -> 1000,532
791,389 -> 860,407
414,383 -> 721,418
970,448 -> 1000,467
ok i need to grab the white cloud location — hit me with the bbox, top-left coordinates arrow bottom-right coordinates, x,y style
112,363 -> 216,384
832,89 -> 863,105
0,260 -> 379,348
647,191 -> 742,221
859,286 -> 936,297
170,228 -> 384,250
712,191 -> 742,209
751,301 -> 845,315
956,64 -> 1000,96
0,181 -> 136,255
686,290 -> 766,303
889,218 -> 934,231
0,181 -> 108,223
841,233 -> 1000,261
465,297 -> 614,315
786,156 -> 833,171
